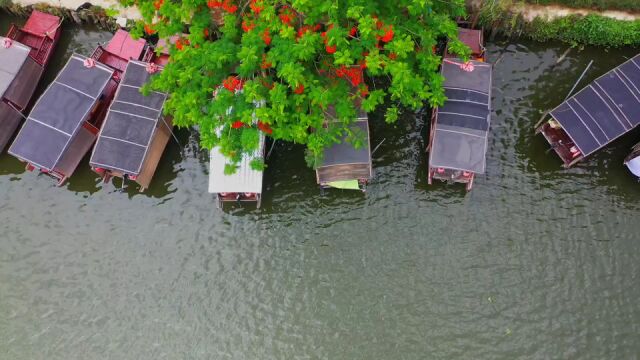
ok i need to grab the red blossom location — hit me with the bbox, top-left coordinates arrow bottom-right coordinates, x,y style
349,26 -> 357,37
297,25 -> 311,39
335,65 -> 363,86
232,121 -> 244,129
175,38 -> 189,50
221,0 -> 237,13
223,76 -> 243,92
381,25 -> 394,43
388,52 -> 397,60
279,6 -> 295,25
258,121 -> 273,134
294,84 -> 304,94
242,20 -> 255,32
325,44 -> 336,54
207,0 -> 222,8
262,29 -> 272,46
153,0 -> 163,10
260,54 -> 272,69
249,0 -> 263,14
360,85 -> 369,97
144,24 -> 156,35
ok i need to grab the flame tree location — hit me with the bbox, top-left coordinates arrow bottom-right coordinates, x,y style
122,0 -> 469,173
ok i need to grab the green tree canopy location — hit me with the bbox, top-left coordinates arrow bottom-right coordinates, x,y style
122,0 -> 469,173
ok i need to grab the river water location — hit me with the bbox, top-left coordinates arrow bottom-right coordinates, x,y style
1,14 -> 639,359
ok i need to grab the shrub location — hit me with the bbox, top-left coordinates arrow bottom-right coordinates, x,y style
527,14 -> 640,47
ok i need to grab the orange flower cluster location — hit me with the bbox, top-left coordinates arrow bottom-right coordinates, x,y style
223,76 -> 243,92
258,121 -> 273,134
335,65 -> 363,86
249,0 -> 263,14
207,0 -> 237,13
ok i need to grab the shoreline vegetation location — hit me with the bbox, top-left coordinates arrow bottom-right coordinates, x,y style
0,0 -> 126,30
523,0 -> 640,12
473,0 -> 640,47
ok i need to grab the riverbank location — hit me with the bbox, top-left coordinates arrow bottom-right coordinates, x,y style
0,0 -> 139,30
2,0 -> 639,47
471,0 -> 640,47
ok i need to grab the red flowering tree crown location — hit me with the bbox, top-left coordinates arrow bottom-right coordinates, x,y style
123,0 -> 469,173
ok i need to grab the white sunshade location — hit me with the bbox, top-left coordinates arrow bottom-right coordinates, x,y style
0,37 -> 30,99
208,134 -> 265,194
625,156 -> 640,177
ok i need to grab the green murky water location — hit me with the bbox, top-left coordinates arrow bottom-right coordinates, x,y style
1,13 -> 639,359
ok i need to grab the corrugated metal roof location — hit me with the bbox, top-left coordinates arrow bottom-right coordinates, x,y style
208,133 -> 265,194
0,37 -> 30,99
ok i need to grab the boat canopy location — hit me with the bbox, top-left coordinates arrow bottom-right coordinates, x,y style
8,54 -> 113,170
457,28 -> 483,56
90,61 -> 167,175
0,37 -> 30,99
208,134 -> 265,194
106,29 -> 147,61
429,59 -> 492,174
626,156 -> 640,177
550,54 -> 640,157
316,111 -> 372,183
22,10 -> 59,39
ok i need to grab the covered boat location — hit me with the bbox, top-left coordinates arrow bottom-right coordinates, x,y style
209,133 -> 266,208
89,60 -> 171,191
315,108 -> 372,191
537,54 -> 640,167
427,58 -> 492,190
0,10 -> 61,150
8,30 -> 147,185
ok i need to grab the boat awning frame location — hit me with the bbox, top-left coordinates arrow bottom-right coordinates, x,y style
549,54 -> 640,158
208,133 -> 266,194
316,117 -> 372,170
8,54 -> 114,171
429,59 -> 493,174
0,37 -> 31,99
89,60 -> 168,175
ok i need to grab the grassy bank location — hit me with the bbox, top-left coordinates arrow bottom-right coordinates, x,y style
527,14 -> 640,47
476,0 -> 640,47
524,0 -> 640,12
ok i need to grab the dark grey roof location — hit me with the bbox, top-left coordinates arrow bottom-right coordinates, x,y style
8,55 -> 113,170
429,59 -> 493,174
318,118 -> 371,168
90,61 -> 167,175
550,54 -> 640,157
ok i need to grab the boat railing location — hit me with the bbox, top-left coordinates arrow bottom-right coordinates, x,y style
90,45 -> 106,66
142,46 -> 155,63
32,35 -> 52,65
6,24 -> 19,40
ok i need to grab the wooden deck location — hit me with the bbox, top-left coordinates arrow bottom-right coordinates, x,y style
3,57 -> 44,110
136,117 -> 174,189
0,102 -> 23,151
54,123 -> 98,179
316,163 -> 371,184
538,122 -> 582,167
